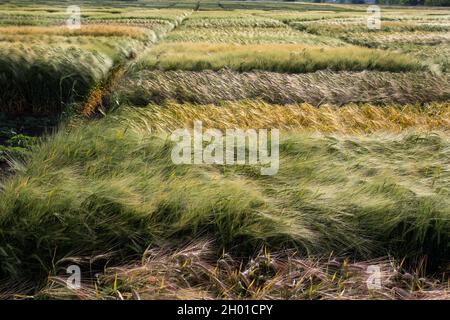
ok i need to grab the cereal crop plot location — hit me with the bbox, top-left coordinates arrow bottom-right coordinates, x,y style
0,6 -> 191,115
135,42 -> 423,73
287,12 -> 450,71
165,10 -> 345,44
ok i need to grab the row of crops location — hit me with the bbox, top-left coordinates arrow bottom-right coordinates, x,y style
114,7 -> 450,107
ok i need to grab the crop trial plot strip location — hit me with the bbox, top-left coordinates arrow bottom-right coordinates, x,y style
113,69 -> 450,107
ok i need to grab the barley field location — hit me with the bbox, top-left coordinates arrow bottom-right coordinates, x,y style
0,0 -> 449,301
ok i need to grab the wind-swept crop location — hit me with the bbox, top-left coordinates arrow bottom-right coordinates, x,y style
136,42 -> 424,73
